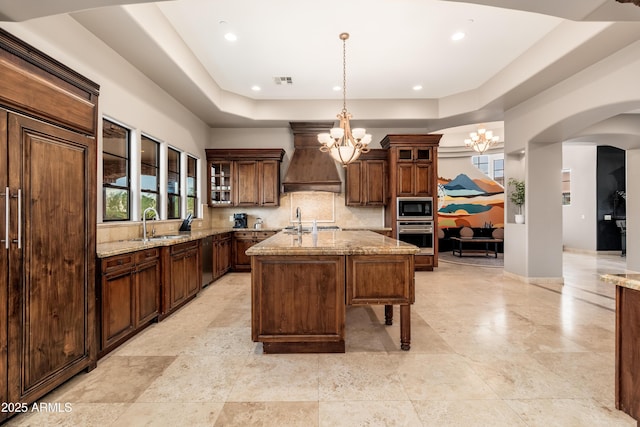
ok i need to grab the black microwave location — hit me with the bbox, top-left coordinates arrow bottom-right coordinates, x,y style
397,197 -> 433,220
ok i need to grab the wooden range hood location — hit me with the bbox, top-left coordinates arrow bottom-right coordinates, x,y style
282,122 -> 342,193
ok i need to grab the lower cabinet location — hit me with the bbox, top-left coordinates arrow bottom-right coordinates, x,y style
98,248 -> 160,356
233,231 -> 277,271
213,232 -> 232,280
161,240 -> 201,319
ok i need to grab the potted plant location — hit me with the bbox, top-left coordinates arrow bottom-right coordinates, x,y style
508,178 -> 525,224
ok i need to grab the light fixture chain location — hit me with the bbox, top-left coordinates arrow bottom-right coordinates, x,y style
342,35 -> 347,113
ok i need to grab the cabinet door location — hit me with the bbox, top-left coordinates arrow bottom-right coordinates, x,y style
0,111 -> 7,413
345,161 -> 363,206
396,163 -> 415,196
136,259 -> 160,326
364,160 -> 387,205
7,112 -> 95,402
185,246 -> 201,297
169,251 -> 188,308
260,160 -> 280,206
102,268 -> 135,349
414,163 -> 432,196
235,161 -> 259,206
233,236 -> 254,272
208,161 -> 233,206
222,236 -> 232,273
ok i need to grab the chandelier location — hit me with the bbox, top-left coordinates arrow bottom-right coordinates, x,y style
464,127 -> 500,154
318,33 -> 372,166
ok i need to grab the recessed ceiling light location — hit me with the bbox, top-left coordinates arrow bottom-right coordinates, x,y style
251,85 -> 261,91
224,32 -> 237,42
413,85 -> 423,91
451,31 -> 466,41
333,86 -> 341,92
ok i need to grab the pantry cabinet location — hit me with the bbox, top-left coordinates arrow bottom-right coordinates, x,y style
345,149 -> 388,206
0,29 -> 99,422
206,149 -> 285,207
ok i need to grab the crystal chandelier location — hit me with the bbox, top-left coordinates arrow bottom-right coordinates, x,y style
464,127 -> 500,154
318,33 -> 372,166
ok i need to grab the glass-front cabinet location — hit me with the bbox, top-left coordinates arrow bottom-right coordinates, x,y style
208,160 -> 233,205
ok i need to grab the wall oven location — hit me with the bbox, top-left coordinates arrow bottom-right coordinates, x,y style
397,197 -> 433,220
397,221 -> 434,255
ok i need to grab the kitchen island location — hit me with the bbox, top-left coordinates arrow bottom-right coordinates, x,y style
601,273 -> 640,423
246,230 -> 419,353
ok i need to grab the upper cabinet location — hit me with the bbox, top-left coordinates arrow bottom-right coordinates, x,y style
206,149 -> 285,207
345,149 -> 388,206
382,136 -> 439,197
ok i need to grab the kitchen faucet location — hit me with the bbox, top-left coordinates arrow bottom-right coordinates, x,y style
142,207 -> 159,242
295,207 -> 302,234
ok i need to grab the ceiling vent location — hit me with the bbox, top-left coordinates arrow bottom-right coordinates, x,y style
274,76 -> 293,85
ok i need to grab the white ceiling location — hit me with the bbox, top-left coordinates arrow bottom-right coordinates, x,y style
3,0 -> 640,134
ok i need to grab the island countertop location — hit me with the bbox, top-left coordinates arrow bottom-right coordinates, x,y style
246,230 -> 419,256
601,273 -> 640,292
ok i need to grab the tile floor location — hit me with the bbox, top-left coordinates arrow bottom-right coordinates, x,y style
5,252 -> 638,426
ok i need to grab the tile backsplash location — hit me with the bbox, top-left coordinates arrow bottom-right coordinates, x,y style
97,192 -> 384,243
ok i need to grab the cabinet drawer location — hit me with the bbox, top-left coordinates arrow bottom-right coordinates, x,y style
256,231 -> 276,240
135,248 -> 159,263
103,254 -> 134,273
170,240 -> 199,254
234,231 -> 253,239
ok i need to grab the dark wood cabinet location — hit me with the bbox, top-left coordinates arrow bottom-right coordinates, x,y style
345,149 -> 388,206
206,149 -> 285,207
381,134 -> 441,271
395,147 -> 433,197
98,248 -> 160,356
161,240 -> 201,318
214,232 -> 232,280
233,230 -> 277,272
0,30 -> 99,422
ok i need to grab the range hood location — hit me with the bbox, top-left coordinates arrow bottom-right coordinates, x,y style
282,122 -> 342,193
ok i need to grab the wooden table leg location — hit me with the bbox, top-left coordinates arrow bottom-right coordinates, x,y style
384,305 -> 393,325
400,304 -> 411,351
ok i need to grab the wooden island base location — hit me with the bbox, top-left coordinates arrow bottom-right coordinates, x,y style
248,231 -> 417,354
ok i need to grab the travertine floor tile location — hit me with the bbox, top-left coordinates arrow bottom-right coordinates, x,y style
215,402 -> 318,427
4,252 -> 636,426
320,401 -> 422,426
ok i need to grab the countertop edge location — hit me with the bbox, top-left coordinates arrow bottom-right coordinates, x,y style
601,273 -> 640,292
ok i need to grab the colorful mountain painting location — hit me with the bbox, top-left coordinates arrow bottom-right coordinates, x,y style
438,174 -> 504,228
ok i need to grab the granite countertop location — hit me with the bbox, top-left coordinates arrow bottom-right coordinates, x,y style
96,228 -> 232,258
601,273 -> 640,292
246,230 -> 419,256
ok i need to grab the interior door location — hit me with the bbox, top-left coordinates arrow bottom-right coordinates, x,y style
7,112 -> 95,402
0,109 -> 8,420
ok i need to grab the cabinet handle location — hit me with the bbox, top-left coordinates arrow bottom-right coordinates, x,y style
1,187 -> 8,249
16,189 -> 21,249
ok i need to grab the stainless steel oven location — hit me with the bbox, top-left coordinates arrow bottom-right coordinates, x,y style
397,221 -> 434,255
397,197 -> 433,220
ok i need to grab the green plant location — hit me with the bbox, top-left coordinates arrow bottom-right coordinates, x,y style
508,178 -> 525,214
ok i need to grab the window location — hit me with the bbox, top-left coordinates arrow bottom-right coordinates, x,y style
102,119 -> 130,221
472,155 -> 489,175
493,159 -> 504,186
562,169 -> 571,205
167,147 -> 181,219
141,135 -> 160,219
186,155 -> 198,218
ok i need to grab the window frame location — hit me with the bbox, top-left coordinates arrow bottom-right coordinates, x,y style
102,118 -> 131,222
140,134 -> 161,219
167,146 -> 181,220
186,155 -> 198,218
